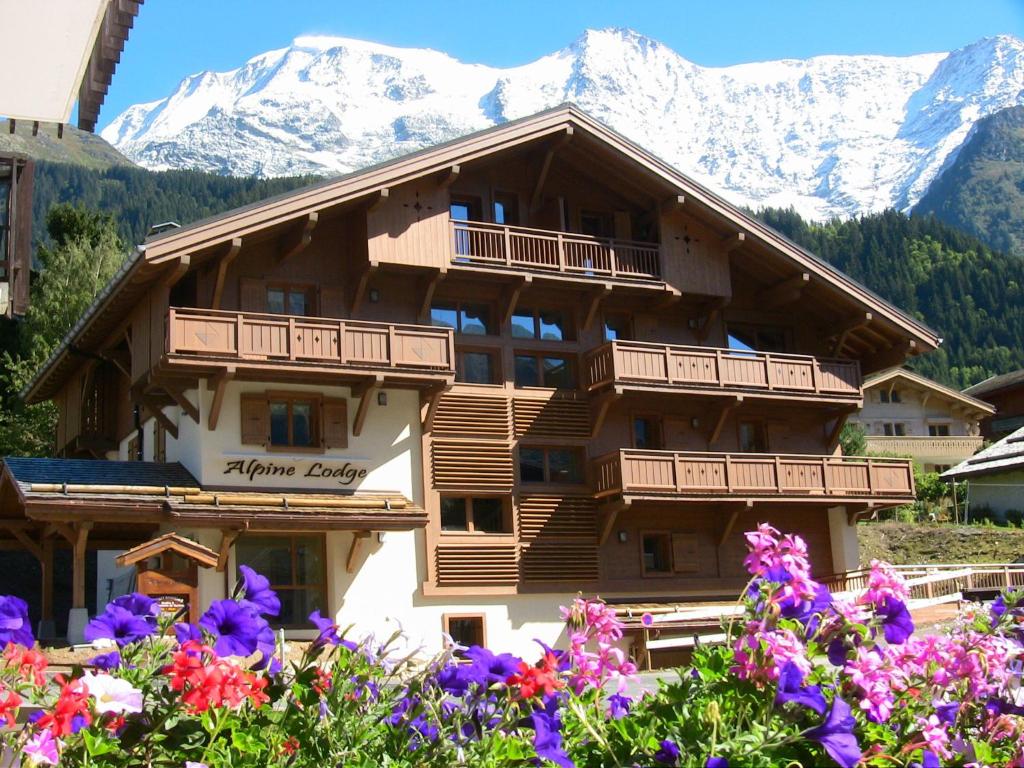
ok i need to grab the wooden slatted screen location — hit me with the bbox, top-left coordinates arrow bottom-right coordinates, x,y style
518,495 -> 597,539
519,541 -> 599,582
431,440 -> 514,490
322,398 -> 348,449
517,495 -> 599,582
435,543 -> 518,586
240,394 -> 268,446
513,396 -> 590,438
671,532 -> 700,573
433,393 -> 511,439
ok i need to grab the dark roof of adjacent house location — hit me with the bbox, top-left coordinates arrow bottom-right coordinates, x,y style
2,457 -> 199,489
942,426 -> 1024,480
964,368 -> 1024,399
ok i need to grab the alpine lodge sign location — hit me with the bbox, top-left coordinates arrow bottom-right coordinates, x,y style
221,457 -> 369,486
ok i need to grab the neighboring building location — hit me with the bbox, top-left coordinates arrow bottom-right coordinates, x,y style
0,106 -> 937,651
964,370 -> 1024,440
942,426 -> 1024,521
850,368 -> 994,472
0,154 -> 33,318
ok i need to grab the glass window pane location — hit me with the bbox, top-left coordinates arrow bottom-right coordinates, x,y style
269,402 -> 289,446
267,288 -> 285,315
603,315 -> 630,341
548,449 -> 582,483
430,303 -> 458,330
514,355 -> 540,387
294,536 -> 324,585
538,310 -> 567,341
440,497 -> 468,531
288,290 -> 308,317
634,417 -> 662,449
460,304 -> 491,335
236,536 -> 292,585
459,352 -> 494,384
450,203 -> 471,221
276,587 -> 325,628
292,402 -> 313,447
472,498 -> 504,533
447,617 -> 484,647
739,422 -> 767,453
542,357 -> 575,389
519,448 -> 545,483
511,311 -> 535,339
642,534 -> 671,574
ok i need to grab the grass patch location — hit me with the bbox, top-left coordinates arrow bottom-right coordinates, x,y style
858,522 -> 1024,566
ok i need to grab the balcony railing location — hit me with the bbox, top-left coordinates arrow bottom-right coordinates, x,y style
166,307 -> 455,375
864,435 -> 984,461
585,340 -> 861,400
593,449 -> 915,501
450,220 -> 662,280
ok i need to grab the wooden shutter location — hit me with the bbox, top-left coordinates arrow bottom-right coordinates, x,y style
322,398 -> 348,449
319,286 -> 345,319
239,278 -> 267,313
671,533 -> 700,573
240,393 -> 268,446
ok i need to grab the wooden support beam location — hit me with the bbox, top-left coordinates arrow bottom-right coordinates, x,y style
216,529 -> 241,572
207,366 -> 235,430
438,164 -> 460,189
708,395 -> 743,446
582,284 -> 612,332
590,391 -> 619,438
44,522 -> 76,545
661,194 -> 685,213
159,254 -> 191,290
694,297 -> 728,343
164,385 -> 200,424
278,212 -> 319,262
418,270 -> 446,322
826,412 -> 851,453
530,127 -> 573,212
758,272 -> 809,308
40,537 -> 53,623
831,312 -> 872,355
367,188 -> 390,212
718,501 -> 751,547
597,502 -> 628,547
350,261 -> 379,316
3,524 -> 42,561
352,374 -> 384,437
346,530 -> 371,573
72,523 -> 93,610
420,383 -> 448,433
721,232 -> 746,254
139,395 -> 179,440
502,275 -> 531,327
210,237 -> 242,309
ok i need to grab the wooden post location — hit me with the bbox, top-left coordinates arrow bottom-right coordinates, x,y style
72,523 -> 92,610
40,537 -> 54,624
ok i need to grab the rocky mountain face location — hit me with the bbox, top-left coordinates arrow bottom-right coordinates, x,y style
102,29 -> 1024,221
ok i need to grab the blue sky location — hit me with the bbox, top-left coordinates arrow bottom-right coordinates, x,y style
98,0 -> 1024,131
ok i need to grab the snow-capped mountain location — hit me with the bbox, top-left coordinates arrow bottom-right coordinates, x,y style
102,29 -> 1024,220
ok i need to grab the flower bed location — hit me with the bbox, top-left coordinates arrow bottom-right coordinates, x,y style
2,525 -> 1023,766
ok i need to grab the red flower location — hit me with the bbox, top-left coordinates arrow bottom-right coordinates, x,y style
0,685 -> 22,727
281,736 -> 300,755
4,643 -> 48,686
35,676 -> 91,737
506,652 -> 564,700
165,640 -> 269,713
313,668 -> 332,696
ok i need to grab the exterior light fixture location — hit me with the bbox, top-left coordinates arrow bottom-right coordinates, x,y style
377,391 -> 388,406
617,530 -> 628,543
691,417 -> 700,429
369,288 -> 381,303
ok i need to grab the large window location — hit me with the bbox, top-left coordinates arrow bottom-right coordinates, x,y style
928,424 -> 951,437
519,447 -> 585,484
240,392 -> 347,451
879,390 -> 903,404
633,415 -> 664,450
440,496 -> 508,533
443,614 -> 485,649
727,326 -> 788,354
235,534 -> 326,628
603,313 -> 632,342
510,308 -> 575,341
267,284 -> 315,317
514,353 -> 576,389
493,192 -> 519,226
269,395 -> 318,449
430,301 -> 494,336
456,349 -> 500,384
738,421 -> 768,453
882,422 -> 907,437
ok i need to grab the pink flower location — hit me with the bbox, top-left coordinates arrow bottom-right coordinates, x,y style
23,729 -> 59,765
732,624 -> 811,685
917,714 -> 953,759
844,646 -> 899,723
861,560 -> 909,606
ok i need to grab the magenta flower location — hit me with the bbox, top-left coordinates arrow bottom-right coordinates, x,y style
23,728 -> 59,765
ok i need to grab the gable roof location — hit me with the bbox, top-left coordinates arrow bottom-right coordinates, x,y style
942,426 -> 1024,480
22,103 -> 941,403
116,532 -> 220,569
864,368 -> 995,416
964,368 -> 1024,399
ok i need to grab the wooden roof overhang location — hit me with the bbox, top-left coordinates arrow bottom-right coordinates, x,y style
116,532 -> 220,568
863,368 -> 996,418
24,105 -> 940,404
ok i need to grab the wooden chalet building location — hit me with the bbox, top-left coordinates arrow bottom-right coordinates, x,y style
0,106 -> 937,653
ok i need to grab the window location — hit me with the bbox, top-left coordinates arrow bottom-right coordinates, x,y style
266,284 -> 314,316
739,421 -> 768,453
882,423 -> 907,437
603,313 -> 632,342
641,532 -> 672,576
879,390 -> 902,404
440,496 -> 508,533
235,534 -> 326,628
493,192 -> 519,226
240,392 -> 347,451
519,447 -> 585,484
579,210 -> 613,238
633,416 -> 664,450
928,424 -> 951,437
450,197 -> 482,222
430,301 -> 494,335
270,397 -> 317,448
510,307 -> 575,341
727,326 -> 788,353
514,353 -> 576,389
443,614 -> 485,649
456,350 -> 499,384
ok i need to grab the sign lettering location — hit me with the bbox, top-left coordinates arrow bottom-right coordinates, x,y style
222,457 -> 368,486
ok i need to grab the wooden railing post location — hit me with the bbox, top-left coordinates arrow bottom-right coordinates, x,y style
822,457 -> 831,494
388,325 -> 398,367
556,233 -> 565,272
287,317 -> 297,361
337,321 -> 347,363
810,360 -> 822,394
609,240 -> 618,278
724,455 -> 733,492
664,344 -> 674,383
236,313 -> 245,357
764,353 -> 775,390
503,225 -> 512,265
714,349 -> 724,385
774,455 -> 784,492
166,307 -> 177,353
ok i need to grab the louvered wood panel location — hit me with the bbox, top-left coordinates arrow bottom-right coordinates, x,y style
513,397 -> 590,438
432,440 -> 514,490
433,393 -> 510,438
519,542 -> 599,581
518,496 -> 597,540
435,543 -> 518,586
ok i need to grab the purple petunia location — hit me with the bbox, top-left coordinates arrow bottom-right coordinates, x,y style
706,759 -> 729,768
174,622 -> 203,645
911,750 -> 941,768
461,646 -> 521,686
607,693 -> 632,719
876,597 -> 915,644
198,599 -> 266,658
0,595 -> 34,647
655,738 -> 681,766
309,610 -> 357,651
529,704 -> 573,768
775,661 -> 827,715
89,650 -> 122,670
238,565 -> 280,618
804,697 -> 861,768
110,592 -> 158,618
84,604 -> 156,647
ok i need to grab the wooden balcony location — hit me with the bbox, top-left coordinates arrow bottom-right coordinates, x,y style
864,435 -> 984,464
585,340 -> 862,404
593,449 -> 915,505
163,307 -> 455,385
450,220 -> 662,281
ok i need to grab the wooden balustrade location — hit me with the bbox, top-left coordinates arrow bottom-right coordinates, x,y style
450,220 -> 662,280
863,435 -> 984,460
585,340 -> 862,400
593,449 -> 915,501
166,307 -> 455,374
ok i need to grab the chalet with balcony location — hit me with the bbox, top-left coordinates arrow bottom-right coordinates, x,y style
0,106 -> 938,656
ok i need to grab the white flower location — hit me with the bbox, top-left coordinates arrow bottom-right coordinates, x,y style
80,672 -> 143,714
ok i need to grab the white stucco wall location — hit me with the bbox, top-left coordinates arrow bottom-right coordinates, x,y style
967,471 -> 1024,521
827,507 -> 860,572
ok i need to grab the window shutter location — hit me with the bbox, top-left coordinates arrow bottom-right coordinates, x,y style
670,533 -> 699,573
319,286 -> 345,319
240,394 -> 268,446
322,398 -> 348,449
240,278 -> 267,313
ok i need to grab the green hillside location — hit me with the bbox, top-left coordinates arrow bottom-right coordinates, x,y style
0,121 -> 132,170
756,207 -> 1024,389
914,105 -> 1024,258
